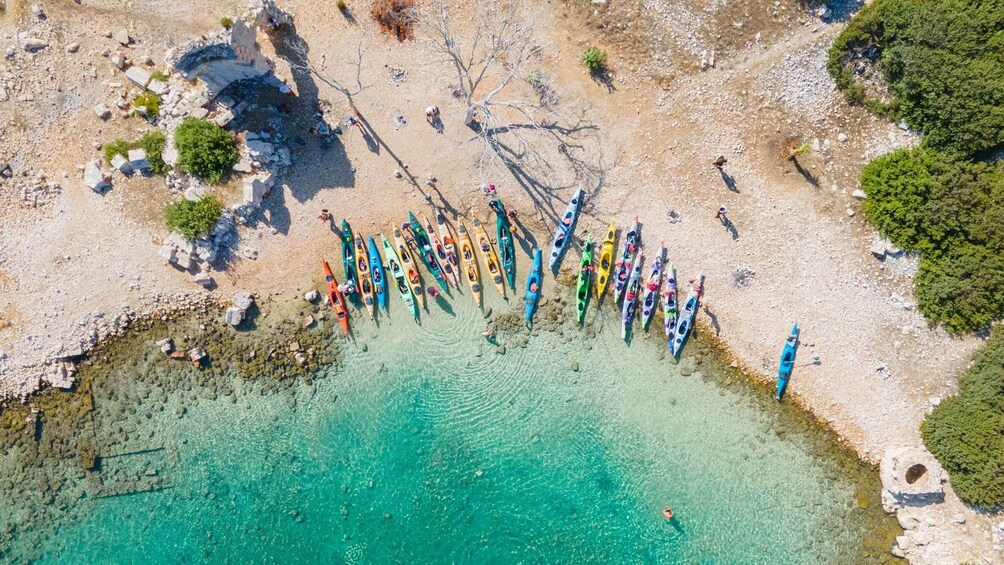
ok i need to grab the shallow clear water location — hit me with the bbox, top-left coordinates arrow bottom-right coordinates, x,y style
1,285 -> 892,563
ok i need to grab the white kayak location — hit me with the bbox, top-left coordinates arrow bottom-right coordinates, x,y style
548,187 -> 584,270
669,273 -> 704,356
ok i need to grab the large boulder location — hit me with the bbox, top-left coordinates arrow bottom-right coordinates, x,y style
82,160 -> 111,193
880,446 -> 945,511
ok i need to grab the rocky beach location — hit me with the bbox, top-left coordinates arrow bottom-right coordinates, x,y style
0,0 -> 1001,561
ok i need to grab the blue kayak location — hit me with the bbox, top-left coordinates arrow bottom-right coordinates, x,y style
367,236 -> 388,311
525,248 -> 542,322
776,323 -> 800,400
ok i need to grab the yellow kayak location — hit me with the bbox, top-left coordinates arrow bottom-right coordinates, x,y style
472,216 -> 506,299
595,221 -> 616,298
457,222 -> 482,308
354,233 -> 376,319
392,224 -> 426,309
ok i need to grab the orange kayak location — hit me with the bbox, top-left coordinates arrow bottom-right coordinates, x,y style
322,259 -> 350,336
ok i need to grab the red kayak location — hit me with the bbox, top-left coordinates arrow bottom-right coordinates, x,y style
322,259 -> 350,336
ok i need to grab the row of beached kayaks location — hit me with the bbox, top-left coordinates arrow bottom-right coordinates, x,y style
321,207 -> 538,336
571,216 -> 705,355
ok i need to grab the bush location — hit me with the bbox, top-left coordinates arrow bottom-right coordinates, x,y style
102,132 -> 170,174
861,147 -> 1004,332
922,327 -> 1004,509
150,69 -> 169,82
220,17 -> 234,28
134,92 -> 161,120
137,130 -> 169,175
337,0 -> 347,10
103,139 -> 130,164
165,195 -> 223,241
582,47 -> 607,72
174,118 -> 238,184
371,0 -> 416,41
828,0 -> 1004,157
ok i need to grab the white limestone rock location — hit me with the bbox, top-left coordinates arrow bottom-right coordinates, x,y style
93,103 -> 112,120
125,65 -> 151,88
128,148 -> 150,171
82,160 -> 111,193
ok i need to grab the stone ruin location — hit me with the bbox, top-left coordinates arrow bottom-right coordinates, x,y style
165,0 -> 293,100
880,446 -> 945,511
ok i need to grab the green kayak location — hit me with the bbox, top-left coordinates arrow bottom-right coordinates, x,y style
341,219 -> 357,302
576,234 -> 594,324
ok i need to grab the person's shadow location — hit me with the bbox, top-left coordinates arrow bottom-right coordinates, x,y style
721,219 -> 739,241
429,116 -> 444,134
703,306 -> 721,335
717,168 -> 739,193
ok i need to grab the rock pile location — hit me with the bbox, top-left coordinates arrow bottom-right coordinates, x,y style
225,291 -> 255,326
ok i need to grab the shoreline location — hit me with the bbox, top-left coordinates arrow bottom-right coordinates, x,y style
0,0 -> 997,560
0,272 -> 903,562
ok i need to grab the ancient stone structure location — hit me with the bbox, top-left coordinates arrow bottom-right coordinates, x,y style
165,0 -> 293,99
880,446 -> 945,511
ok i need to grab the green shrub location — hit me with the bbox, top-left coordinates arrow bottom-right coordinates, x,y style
134,92 -> 161,120
582,47 -> 607,72
828,0 -> 1004,157
174,118 -> 238,184
861,147 -> 1004,332
137,130 -> 169,175
165,195 -> 223,241
220,17 -> 234,28
150,69 -> 169,82
102,132 -> 170,174
103,139 -> 130,164
336,0 -> 347,10
922,327 -> 1004,509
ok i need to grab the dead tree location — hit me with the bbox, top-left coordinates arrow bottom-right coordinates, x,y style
423,0 -> 571,184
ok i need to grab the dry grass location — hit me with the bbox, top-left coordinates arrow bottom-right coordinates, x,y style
370,0 -> 417,41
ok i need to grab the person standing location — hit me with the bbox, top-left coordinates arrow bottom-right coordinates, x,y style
712,156 -> 727,169
715,205 -> 728,223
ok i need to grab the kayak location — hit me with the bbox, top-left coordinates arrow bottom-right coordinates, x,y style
641,242 -> 665,330
613,217 -> 640,304
367,236 -> 388,312
354,233 -> 376,319
621,253 -> 645,339
548,187 -> 584,271
595,222 -> 616,298
340,219 -> 357,301
425,216 -> 459,288
437,213 -> 461,290
525,248 -> 543,323
669,273 -> 704,356
457,222 -> 482,308
392,224 -> 425,309
493,199 -> 517,289
380,234 -> 418,320
576,234 -> 594,324
408,212 -> 449,292
473,216 -> 506,298
322,259 -> 350,336
776,323 -> 800,400
662,264 -> 678,339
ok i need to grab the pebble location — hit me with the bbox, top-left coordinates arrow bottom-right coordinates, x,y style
952,513 -> 966,524
66,42 -> 80,53
837,132 -> 848,143
114,29 -> 130,45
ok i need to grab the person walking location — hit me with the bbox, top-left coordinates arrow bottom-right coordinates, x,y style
318,209 -> 331,222
715,205 -> 728,224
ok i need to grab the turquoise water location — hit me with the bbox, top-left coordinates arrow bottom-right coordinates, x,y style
1,286 -> 891,563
